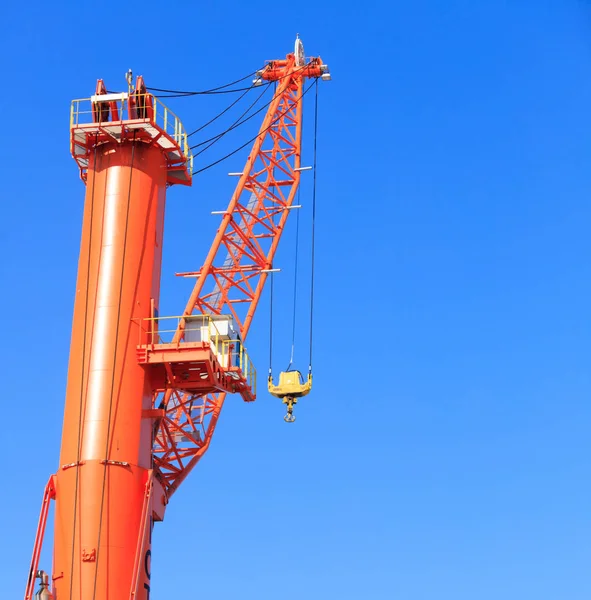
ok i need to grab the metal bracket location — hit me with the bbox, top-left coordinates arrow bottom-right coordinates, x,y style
61,461 -> 84,470
100,460 -> 131,467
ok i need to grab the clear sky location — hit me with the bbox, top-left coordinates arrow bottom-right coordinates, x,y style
1,1 -> 590,599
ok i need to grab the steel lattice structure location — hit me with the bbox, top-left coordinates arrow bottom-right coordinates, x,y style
152,52 -> 326,497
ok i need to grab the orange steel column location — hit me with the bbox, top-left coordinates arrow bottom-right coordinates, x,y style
53,140 -> 166,600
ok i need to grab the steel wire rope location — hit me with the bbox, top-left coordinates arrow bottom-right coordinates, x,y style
189,87 -> 276,151
269,73 -> 308,379
268,83 -> 278,380
285,72 -> 307,375
286,187 -> 301,373
191,83 -> 272,154
91,133 -> 137,600
268,271 -> 274,379
69,139 -> 98,600
153,87 -> 256,98
268,174 -> 278,380
188,64 -> 312,151
187,83 -> 257,138
309,79 -> 319,372
192,78 -> 318,176
286,80 -> 305,375
146,68 -> 261,95
150,63 -> 310,98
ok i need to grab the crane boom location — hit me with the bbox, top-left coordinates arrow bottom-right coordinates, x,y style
24,38 -> 329,600
153,52 -> 327,497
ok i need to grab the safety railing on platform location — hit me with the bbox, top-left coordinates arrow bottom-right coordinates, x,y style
223,339 -> 257,394
70,93 -> 193,171
136,315 -> 256,393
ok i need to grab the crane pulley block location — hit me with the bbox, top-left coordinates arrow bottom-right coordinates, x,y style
268,371 -> 312,423
268,370 -> 312,398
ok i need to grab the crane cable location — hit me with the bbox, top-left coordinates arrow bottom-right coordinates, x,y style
191,82 -> 272,154
288,76 -> 305,372
268,269 -> 274,379
69,138 -> 98,600
153,86 -> 256,98
189,63 -> 312,151
187,83 -> 257,137
151,62 -> 309,99
286,186 -> 301,372
309,78 -> 319,374
146,68 -> 261,96
268,78 -> 319,378
193,78 -> 317,176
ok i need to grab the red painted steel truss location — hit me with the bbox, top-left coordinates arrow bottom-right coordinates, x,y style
150,54 -> 324,498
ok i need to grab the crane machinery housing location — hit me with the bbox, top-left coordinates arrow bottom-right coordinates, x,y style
24,36 -> 329,600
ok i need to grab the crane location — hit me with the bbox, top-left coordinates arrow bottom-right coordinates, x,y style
23,37 -> 329,600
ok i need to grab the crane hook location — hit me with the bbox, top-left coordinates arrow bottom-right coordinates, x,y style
283,396 -> 297,423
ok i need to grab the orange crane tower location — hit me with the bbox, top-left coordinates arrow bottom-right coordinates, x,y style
24,38 -> 329,600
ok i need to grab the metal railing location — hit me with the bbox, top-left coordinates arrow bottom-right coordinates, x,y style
70,92 -> 193,171
137,315 -> 256,393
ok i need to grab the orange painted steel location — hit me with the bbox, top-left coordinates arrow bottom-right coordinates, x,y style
52,139 -> 170,600
71,77 -> 192,186
138,339 -> 256,402
24,477 -> 56,600
24,41 -> 326,600
151,51 -> 324,498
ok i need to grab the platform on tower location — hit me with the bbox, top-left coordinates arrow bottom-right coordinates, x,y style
70,91 -> 193,186
136,314 -> 256,402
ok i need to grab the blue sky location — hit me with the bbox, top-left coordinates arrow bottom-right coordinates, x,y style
1,1 -> 590,598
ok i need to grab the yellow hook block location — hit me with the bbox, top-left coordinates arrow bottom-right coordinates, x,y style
268,370 -> 312,422
268,370 -> 312,398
